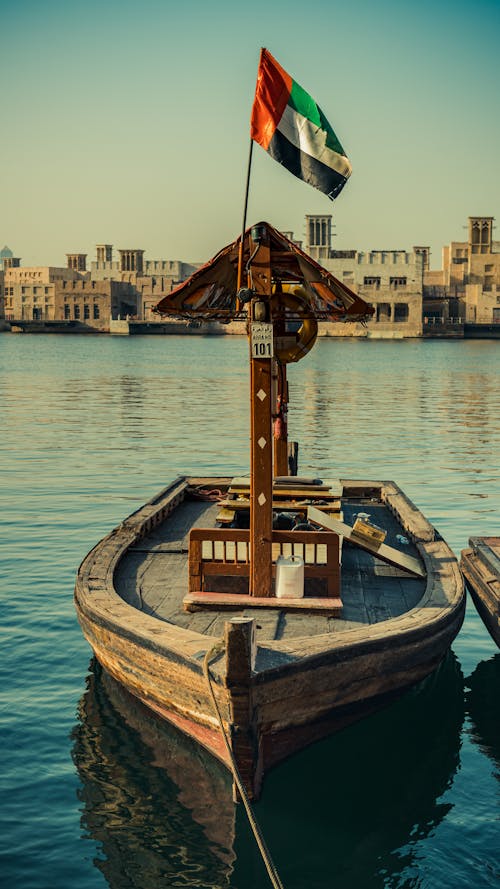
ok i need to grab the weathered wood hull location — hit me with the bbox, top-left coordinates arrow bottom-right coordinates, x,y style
461,537 -> 500,647
74,476 -> 465,798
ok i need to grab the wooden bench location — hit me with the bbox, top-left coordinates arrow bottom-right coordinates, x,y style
184,527 -> 342,613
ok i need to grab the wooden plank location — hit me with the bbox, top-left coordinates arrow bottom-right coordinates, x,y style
220,498 -> 341,511
216,507 -> 236,524
307,505 -> 425,578
470,537 -> 500,578
230,476 -> 335,492
229,484 -> 335,496
184,591 -> 343,614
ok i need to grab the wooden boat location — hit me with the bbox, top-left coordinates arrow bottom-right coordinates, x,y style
75,223 -> 465,799
461,537 -> 500,647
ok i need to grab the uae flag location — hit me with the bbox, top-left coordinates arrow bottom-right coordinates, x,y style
250,48 -> 351,200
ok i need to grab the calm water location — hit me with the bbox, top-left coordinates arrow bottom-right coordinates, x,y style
1,333 -> 499,889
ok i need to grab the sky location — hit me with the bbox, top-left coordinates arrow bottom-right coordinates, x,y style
1,0 -> 499,270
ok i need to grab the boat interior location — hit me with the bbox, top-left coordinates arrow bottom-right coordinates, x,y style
114,477 -> 428,644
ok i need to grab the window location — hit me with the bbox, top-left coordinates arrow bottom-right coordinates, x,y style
394,303 -> 409,321
74,305 -> 80,319
84,304 -> 90,319
376,303 -> 391,321
390,277 -> 407,288
64,304 -> 70,319
364,276 -> 381,288
93,304 -> 100,319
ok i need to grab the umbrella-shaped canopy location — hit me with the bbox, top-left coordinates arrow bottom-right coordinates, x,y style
153,222 -> 374,323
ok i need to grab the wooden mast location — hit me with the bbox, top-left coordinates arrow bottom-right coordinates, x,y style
273,355 -> 289,477
248,227 -> 274,597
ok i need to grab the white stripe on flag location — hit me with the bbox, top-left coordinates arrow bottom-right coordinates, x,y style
277,104 -> 352,178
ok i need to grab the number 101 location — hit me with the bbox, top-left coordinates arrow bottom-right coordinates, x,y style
252,341 -> 272,358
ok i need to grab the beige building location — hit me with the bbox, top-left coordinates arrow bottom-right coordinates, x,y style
3,264 -> 137,331
304,214 -> 424,337
89,244 -> 199,321
423,216 -> 500,327
0,269 -> 4,322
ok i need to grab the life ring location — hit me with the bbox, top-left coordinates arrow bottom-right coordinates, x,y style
271,285 -> 318,364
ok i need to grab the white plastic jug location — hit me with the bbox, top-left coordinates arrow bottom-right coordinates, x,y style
275,555 -> 305,599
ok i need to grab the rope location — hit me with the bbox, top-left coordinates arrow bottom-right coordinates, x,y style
203,641 -> 285,889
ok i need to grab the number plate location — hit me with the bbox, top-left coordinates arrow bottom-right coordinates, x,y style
251,322 -> 274,359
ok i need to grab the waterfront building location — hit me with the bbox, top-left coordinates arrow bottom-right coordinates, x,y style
423,216 -> 500,330
3,264 -> 138,330
90,244 -> 199,320
303,214 -> 424,337
2,216 -> 497,336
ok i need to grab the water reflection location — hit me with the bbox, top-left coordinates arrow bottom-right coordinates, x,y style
72,654 -> 464,889
71,661 -> 235,889
466,654 -> 500,777
234,652 -> 465,889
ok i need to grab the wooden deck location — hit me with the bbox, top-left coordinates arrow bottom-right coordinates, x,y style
114,495 -> 426,642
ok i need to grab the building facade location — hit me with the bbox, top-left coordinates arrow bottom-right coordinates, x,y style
2,217 -> 497,335
303,214 -> 424,337
89,245 -> 199,321
423,216 -> 500,330
3,264 -> 138,330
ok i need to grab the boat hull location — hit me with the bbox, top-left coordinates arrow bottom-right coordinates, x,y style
461,537 -> 500,647
75,476 -> 465,798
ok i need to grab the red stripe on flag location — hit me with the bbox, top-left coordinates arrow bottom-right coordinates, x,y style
250,48 -> 293,151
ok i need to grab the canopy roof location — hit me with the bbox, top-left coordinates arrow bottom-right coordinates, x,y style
153,222 -> 374,322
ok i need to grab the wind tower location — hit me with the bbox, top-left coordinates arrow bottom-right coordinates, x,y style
305,214 -> 332,261
119,249 -> 144,274
468,217 -> 494,254
66,254 -> 87,272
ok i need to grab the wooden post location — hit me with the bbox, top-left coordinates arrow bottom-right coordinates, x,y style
249,232 -> 273,597
224,617 -> 261,799
273,362 -> 289,477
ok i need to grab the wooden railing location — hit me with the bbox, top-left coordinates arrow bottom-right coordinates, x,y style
188,527 -> 340,597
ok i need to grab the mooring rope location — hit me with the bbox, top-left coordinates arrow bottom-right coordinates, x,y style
203,641 -> 285,889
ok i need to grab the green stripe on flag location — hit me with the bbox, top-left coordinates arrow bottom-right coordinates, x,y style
289,79 -> 321,127
288,79 -> 346,157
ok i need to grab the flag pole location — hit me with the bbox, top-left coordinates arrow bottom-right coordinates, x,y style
237,138 -> 254,292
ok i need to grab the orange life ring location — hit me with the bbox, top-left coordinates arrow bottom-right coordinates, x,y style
272,285 -> 318,364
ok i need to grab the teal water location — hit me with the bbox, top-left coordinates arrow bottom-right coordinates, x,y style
1,334 -> 499,888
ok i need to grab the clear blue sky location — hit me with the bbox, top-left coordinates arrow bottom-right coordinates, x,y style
1,0 -> 499,269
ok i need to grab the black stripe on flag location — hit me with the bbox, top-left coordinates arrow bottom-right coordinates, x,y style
268,130 -> 347,200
